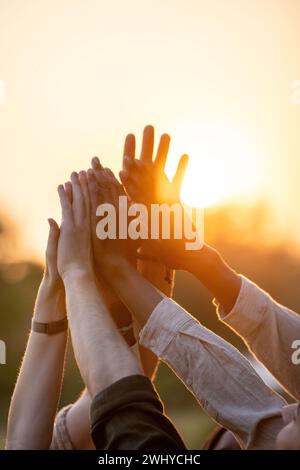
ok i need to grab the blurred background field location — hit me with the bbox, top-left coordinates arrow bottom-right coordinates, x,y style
0,203 -> 297,449
0,0 -> 300,450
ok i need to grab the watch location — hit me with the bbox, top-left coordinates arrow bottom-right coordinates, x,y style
31,317 -> 68,335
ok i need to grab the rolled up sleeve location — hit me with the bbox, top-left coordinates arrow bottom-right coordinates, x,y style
215,276 -> 300,400
139,298 -> 286,450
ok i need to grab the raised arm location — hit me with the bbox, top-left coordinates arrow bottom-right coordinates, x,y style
52,163 -> 173,450
56,171 -> 186,451
87,164 -> 287,450
6,219 -> 68,449
119,126 -> 300,400
56,171 -> 141,398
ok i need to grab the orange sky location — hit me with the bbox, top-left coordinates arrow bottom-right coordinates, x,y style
0,0 -> 300,260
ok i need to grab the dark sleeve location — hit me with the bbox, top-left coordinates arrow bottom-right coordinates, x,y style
90,374 -> 186,450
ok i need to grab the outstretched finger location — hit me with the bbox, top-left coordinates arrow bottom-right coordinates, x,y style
105,167 -> 123,188
64,181 -> 73,204
45,218 -> 60,269
172,154 -> 189,191
91,156 -> 105,183
87,168 -> 101,216
78,170 -> 90,219
71,171 -> 85,224
57,184 -> 73,222
123,133 -> 136,168
140,125 -> 154,163
154,133 -> 170,172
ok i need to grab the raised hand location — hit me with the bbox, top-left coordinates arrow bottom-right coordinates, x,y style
43,218 -> 62,290
119,125 -> 189,205
34,218 -> 66,322
87,159 -> 136,274
118,126 -> 204,270
57,171 -> 93,281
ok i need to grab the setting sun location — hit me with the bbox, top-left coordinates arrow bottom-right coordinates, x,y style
167,121 -> 262,208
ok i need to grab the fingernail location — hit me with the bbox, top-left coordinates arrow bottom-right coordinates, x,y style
92,156 -> 100,167
47,218 -> 54,230
119,170 -> 128,180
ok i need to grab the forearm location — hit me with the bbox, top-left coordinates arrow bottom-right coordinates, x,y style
63,270 -> 142,398
135,259 -> 173,379
216,276 -> 300,400
185,244 -> 241,314
139,298 -> 286,449
7,283 -> 68,449
106,260 -> 163,328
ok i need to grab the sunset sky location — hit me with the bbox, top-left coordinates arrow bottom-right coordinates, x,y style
0,0 -> 300,261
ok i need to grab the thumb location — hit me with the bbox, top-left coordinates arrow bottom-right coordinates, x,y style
172,154 -> 189,191
46,218 -> 60,262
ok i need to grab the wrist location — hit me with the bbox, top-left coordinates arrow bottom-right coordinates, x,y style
183,243 -> 221,276
187,243 -> 241,313
62,267 -> 95,286
34,281 -> 66,322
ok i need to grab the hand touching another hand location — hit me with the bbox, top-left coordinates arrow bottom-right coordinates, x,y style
117,125 -> 199,269
87,160 -> 136,275
119,125 -> 189,205
57,171 -> 93,282
34,218 -> 66,322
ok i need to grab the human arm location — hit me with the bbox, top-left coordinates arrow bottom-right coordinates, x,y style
214,275 -> 300,401
6,219 -> 68,449
89,158 -> 177,378
100,257 -> 286,449
56,171 -> 141,399
52,164 -> 167,449
57,171 -> 187,451
86,169 -> 286,450
119,127 -> 300,398
119,125 -> 241,312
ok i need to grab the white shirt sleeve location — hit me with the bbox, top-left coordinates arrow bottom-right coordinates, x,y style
215,275 -> 300,400
139,298 -> 286,450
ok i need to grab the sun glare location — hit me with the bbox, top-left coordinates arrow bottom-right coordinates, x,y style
166,121 -> 261,208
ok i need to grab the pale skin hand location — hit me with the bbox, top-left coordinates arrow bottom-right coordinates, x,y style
53,176 -> 122,451
57,171 -> 142,398
6,220 -> 68,449
119,125 -> 241,313
91,155 -> 175,297
56,166 -> 172,450
86,168 -> 164,327
57,173 -> 94,281
91,158 -> 177,377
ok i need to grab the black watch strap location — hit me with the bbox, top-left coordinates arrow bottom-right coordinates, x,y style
31,317 -> 68,335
